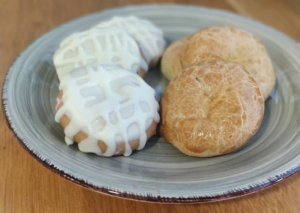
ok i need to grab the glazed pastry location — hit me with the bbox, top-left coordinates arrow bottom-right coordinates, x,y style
159,59 -> 264,157
53,27 -> 148,80
96,16 -> 166,66
55,63 -> 160,157
161,26 -> 275,99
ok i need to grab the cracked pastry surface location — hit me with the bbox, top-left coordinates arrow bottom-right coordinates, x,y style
159,59 -> 264,157
161,26 -> 275,100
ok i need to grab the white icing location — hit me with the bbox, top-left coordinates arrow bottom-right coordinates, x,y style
55,63 -> 160,157
53,27 -> 148,80
65,136 -> 74,145
96,16 -> 166,66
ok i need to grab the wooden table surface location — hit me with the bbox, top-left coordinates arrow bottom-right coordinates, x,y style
1,0 -> 300,212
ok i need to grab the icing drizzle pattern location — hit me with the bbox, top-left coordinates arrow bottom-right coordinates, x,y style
96,16 -> 166,65
53,27 -> 148,79
55,64 -> 160,157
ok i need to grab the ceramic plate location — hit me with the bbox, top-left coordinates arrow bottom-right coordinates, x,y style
2,5 -> 300,203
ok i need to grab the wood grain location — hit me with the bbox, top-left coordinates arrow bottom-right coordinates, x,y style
0,0 -> 300,212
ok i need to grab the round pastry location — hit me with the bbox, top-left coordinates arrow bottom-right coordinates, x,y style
161,26 -> 275,99
161,38 -> 187,80
53,27 -> 148,80
159,59 -> 264,157
96,16 -> 166,67
55,63 -> 160,157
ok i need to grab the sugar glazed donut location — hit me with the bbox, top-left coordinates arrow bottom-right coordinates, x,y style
56,64 -> 160,157
161,26 -> 275,99
159,59 -> 264,157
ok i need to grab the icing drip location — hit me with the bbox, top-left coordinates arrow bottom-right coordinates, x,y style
96,16 -> 166,65
53,27 -> 148,80
65,136 -> 74,145
55,64 -> 160,157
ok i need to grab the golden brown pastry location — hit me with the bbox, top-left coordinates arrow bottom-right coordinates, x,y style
161,38 -> 187,80
161,26 -> 276,100
159,59 -> 264,157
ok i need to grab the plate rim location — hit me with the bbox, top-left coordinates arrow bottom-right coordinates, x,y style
2,4 -> 300,203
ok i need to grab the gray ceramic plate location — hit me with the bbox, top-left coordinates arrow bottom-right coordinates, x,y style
2,4 -> 300,203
